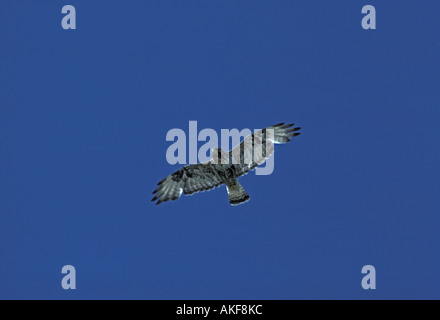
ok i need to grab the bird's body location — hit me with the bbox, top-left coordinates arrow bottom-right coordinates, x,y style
152,123 -> 301,206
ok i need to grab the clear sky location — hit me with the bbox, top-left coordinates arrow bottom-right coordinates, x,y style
0,0 -> 439,299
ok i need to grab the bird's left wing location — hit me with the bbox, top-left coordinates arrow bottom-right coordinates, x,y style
229,123 -> 301,176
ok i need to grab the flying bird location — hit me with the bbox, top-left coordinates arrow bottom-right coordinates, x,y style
152,123 -> 301,206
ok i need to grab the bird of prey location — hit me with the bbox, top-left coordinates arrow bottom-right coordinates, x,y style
152,123 -> 301,206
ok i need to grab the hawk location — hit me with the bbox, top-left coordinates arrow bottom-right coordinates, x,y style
152,123 -> 301,206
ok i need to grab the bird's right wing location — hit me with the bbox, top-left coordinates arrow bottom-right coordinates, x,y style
152,163 -> 225,205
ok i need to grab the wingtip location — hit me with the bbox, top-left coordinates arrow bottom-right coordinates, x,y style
152,186 -> 161,194
286,127 -> 301,133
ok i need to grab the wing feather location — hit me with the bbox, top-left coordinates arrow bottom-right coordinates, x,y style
151,163 -> 225,205
229,123 -> 301,176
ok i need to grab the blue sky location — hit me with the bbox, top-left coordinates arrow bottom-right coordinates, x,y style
0,1 -> 439,299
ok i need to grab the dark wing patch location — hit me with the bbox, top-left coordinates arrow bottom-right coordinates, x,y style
152,163 -> 225,205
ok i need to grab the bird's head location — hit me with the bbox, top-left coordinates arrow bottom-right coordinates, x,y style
211,148 -> 229,165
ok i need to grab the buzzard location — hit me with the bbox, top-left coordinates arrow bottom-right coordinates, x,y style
152,123 -> 301,206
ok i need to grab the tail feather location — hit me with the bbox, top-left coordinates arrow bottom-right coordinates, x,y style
226,181 -> 250,206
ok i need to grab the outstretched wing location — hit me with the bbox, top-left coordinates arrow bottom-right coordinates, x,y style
152,163 -> 225,205
230,123 -> 301,176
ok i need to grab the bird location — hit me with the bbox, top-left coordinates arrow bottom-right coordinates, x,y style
152,123 -> 301,206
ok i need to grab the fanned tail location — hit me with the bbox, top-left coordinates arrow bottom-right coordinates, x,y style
226,181 -> 250,206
